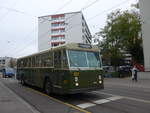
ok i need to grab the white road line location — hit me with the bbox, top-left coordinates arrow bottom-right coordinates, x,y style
76,96 -> 123,109
95,91 -> 150,104
107,96 -> 123,101
124,97 -> 150,104
76,103 -> 96,109
93,99 -> 111,104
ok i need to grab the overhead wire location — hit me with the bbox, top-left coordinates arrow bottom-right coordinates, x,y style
6,0 -> 73,57
8,0 -> 130,57
0,0 -> 20,22
36,0 -> 131,46
2,0 -> 74,55
54,0 -> 73,14
11,0 -> 101,57
88,0 -> 130,21
81,0 -> 100,11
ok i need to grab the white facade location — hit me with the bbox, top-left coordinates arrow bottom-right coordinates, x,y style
38,11 -> 92,51
0,57 -> 13,70
139,0 -> 150,71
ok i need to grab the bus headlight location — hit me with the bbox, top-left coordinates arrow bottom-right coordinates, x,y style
75,83 -> 79,86
99,80 -> 102,84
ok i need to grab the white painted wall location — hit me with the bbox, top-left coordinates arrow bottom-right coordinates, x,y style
38,16 -> 51,51
139,0 -> 150,71
38,12 -> 91,52
65,12 -> 82,43
0,57 -> 11,68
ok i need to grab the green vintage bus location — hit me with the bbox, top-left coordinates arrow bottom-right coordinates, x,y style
17,43 -> 104,94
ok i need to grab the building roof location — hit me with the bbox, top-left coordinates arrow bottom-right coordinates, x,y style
38,11 -> 82,18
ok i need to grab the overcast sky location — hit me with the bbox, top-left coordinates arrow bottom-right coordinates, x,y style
0,0 -> 138,58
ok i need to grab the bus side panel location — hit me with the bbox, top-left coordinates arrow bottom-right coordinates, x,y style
43,69 -> 72,95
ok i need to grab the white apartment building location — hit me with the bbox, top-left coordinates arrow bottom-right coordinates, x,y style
0,57 -> 16,70
139,0 -> 150,71
38,11 -> 92,51
0,57 -> 11,68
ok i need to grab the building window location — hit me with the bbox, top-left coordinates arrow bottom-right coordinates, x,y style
51,37 -> 59,40
82,22 -> 85,27
2,60 -> 5,64
51,35 -> 65,41
82,29 -> 84,33
60,37 -> 65,40
52,17 -> 58,20
51,42 -> 65,47
51,23 -> 59,27
52,43 -> 59,47
51,28 -> 65,34
60,29 -> 65,33
51,21 -> 65,27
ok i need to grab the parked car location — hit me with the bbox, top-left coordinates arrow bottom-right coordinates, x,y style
103,66 -> 117,78
118,65 -> 132,77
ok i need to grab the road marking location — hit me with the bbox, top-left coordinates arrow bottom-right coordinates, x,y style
93,99 -> 111,104
92,96 -> 123,105
107,96 -> 123,101
95,91 -> 150,104
124,97 -> 150,104
77,96 -> 123,109
27,87 -> 91,113
77,103 -> 96,109
28,87 -> 124,110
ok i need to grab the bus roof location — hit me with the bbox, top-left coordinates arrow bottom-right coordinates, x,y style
18,43 -> 100,60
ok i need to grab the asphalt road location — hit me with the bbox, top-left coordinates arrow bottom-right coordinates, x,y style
0,77 -> 150,113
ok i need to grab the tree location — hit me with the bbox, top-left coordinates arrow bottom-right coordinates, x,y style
98,9 -> 143,66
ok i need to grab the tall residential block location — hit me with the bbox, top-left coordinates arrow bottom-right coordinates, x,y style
139,0 -> 150,71
38,11 -> 92,51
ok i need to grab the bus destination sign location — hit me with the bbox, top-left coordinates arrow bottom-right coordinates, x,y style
78,43 -> 92,49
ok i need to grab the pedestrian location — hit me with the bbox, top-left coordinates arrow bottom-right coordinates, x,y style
131,66 -> 138,82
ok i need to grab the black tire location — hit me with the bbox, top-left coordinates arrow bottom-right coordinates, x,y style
20,74 -> 26,85
44,78 -> 52,95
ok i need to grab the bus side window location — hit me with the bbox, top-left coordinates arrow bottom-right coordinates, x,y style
36,55 -> 41,67
46,52 -> 53,67
54,51 -> 61,68
27,58 -> 31,67
32,57 -> 36,67
62,50 -> 68,68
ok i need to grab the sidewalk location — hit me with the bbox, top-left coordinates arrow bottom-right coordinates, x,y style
104,77 -> 150,89
0,79 -> 40,113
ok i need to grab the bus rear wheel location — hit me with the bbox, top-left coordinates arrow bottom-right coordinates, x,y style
44,79 -> 52,95
21,74 -> 26,85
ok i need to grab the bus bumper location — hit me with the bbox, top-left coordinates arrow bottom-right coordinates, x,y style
68,86 -> 104,94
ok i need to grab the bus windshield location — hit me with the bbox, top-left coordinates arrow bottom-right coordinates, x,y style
67,50 -> 102,68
